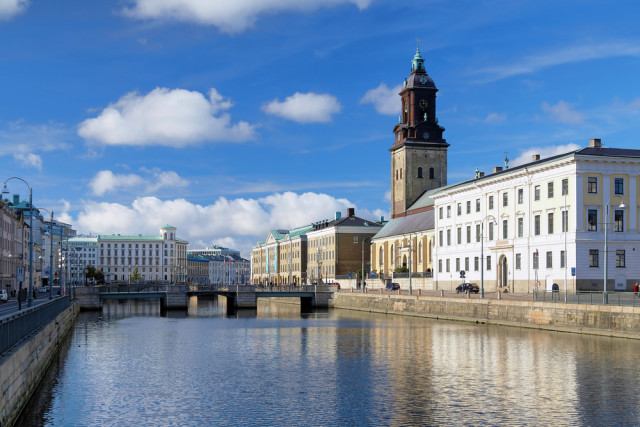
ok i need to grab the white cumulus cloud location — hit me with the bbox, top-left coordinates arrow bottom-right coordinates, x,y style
78,87 -> 255,147
89,168 -> 189,196
67,191 -> 382,257
13,152 -> 42,170
510,143 -> 582,167
360,83 -> 402,115
0,0 -> 28,20
541,100 -> 585,125
123,0 -> 371,34
262,92 -> 342,123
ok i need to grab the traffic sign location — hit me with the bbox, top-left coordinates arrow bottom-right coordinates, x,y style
17,266 -> 24,282
459,270 -> 465,278
571,267 -> 576,277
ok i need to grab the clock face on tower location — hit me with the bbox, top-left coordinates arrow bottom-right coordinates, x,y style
419,99 -> 428,109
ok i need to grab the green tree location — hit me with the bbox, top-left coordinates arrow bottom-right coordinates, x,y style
131,268 -> 141,282
394,266 -> 409,273
86,265 -> 97,280
95,269 -> 105,284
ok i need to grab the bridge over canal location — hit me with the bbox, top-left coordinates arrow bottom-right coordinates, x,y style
75,284 -> 336,312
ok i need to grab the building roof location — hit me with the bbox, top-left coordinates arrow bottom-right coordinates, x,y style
373,209 -> 434,239
429,145 -> 640,197
98,234 -> 163,241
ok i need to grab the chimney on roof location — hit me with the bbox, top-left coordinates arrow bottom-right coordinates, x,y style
347,207 -> 355,217
478,172 -> 485,177
532,154 -> 541,161
590,138 -> 602,148
335,211 -> 341,220
493,166 -> 503,173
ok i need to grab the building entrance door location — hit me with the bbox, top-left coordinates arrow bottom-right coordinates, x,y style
498,255 -> 508,289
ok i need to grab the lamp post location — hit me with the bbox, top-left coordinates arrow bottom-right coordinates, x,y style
603,199 -> 626,304
563,190 -> 568,304
38,208 -> 55,300
361,236 -> 370,293
480,215 -> 497,299
2,177 -> 34,307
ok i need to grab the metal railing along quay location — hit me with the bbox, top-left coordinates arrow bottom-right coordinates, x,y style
0,296 -> 71,356
534,290 -> 640,306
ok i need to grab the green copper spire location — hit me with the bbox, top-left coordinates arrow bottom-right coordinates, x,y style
411,38 -> 425,73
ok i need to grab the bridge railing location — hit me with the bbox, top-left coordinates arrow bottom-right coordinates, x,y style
0,296 -> 71,356
98,285 -> 187,294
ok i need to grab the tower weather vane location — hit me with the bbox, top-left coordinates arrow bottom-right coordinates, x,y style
416,38 -> 422,51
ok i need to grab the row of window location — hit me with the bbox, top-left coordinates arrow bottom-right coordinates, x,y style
100,243 -> 172,249
588,249 -> 626,267
439,213 -> 570,246
394,167 -> 437,180
308,251 -> 335,262
437,249 -> 627,274
587,176 -> 626,195
587,209 -> 625,232
310,236 -> 335,247
439,250 -> 568,273
439,179 -> 570,220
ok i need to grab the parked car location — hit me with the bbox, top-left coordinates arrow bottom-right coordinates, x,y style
386,282 -> 400,291
456,283 -> 479,293
39,286 -> 49,293
0,289 -> 8,302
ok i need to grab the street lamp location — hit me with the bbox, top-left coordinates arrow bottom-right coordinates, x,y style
3,177 -> 34,307
480,215 -> 497,299
361,236 -> 370,293
38,208 -> 55,300
603,199 -> 626,304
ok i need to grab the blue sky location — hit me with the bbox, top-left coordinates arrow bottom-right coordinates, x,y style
1,0 -> 640,256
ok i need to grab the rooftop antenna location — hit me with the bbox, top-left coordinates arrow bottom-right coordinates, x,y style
504,152 -> 509,169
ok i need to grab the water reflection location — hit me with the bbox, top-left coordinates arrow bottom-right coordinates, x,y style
18,298 -> 640,426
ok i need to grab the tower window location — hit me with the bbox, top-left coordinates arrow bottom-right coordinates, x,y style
417,167 -> 423,178
429,168 -> 435,179
400,168 -> 403,179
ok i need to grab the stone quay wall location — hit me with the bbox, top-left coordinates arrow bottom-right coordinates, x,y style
0,302 -> 79,426
331,293 -> 640,339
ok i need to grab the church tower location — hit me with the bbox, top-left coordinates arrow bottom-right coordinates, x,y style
390,45 -> 448,218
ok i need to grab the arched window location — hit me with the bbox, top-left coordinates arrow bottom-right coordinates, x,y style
379,246 -> 384,269
419,241 -> 423,261
418,167 -> 423,178
391,244 -> 395,265
429,167 -> 435,179
402,255 -> 407,268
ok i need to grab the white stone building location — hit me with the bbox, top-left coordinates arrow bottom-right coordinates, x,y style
432,139 -> 640,294
97,225 -> 188,283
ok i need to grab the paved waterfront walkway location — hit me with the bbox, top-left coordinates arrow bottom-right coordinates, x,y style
338,287 -> 640,307
338,287 -> 530,300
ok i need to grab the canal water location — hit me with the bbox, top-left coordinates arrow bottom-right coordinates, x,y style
18,297 -> 640,426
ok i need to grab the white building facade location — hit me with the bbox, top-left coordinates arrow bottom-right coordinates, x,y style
97,225 -> 188,283
432,139 -> 640,294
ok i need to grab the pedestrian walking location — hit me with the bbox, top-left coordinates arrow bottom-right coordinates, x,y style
634,282 -> 639,297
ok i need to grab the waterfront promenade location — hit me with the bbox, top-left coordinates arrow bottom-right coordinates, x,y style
330,288 -> 640,340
